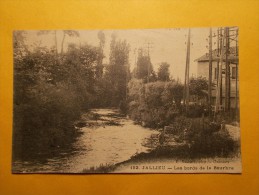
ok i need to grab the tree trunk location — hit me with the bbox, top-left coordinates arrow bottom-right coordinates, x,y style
61,32 -> 66,55
54,31 -> 58,56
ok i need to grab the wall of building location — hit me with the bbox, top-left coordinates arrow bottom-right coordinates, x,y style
197,61 -> 239,92
197,61 -> 239,109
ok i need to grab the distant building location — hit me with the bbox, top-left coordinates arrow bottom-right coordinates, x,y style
195,47 -> 239,109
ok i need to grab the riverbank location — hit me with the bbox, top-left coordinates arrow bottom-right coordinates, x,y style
112,123 -> 240,173
80,123 -> 241,173
81,143 -> 240,173
113,150 -> 241,173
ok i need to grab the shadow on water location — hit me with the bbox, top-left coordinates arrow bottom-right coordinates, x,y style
13,108 -> 159,173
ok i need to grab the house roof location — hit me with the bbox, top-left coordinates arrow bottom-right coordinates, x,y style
195,47 -> 238,64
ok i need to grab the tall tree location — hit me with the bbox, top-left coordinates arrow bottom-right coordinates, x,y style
105,33 -> 130,106
134,48 -> 153,82
60,30 -> 80,54
96,31 -> 105,78
158,62 -> 170,81
37,30 -> 80,56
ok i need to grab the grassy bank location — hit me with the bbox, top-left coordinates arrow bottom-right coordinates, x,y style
80,125 -> 240,173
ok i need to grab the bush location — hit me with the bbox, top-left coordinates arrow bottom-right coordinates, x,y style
189,129 -> 235,158
186,104 -> 206,118
127,79 -> 183,128
172,117 -> 235,158
161,116 -> 236,158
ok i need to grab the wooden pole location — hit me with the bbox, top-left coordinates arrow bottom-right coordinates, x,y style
208,28 -> 212,116
184,29 -> 191,112
220,28 -> 223,106
235,28 -> 239,119
216,28 -> 219,86
146,42 -> 152,83
215,28 -> 225,114
225,27 -> 230,112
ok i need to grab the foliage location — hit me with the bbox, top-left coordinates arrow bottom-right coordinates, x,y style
166,117 -> 236,158
96,30 -> 105,78
13,31 -> 29,60
133,48 -> 156,82
105,33 -> 130,106
189,76 -> 208,99
157,62 -> 170,81
187,118 -> 235,157
187,104 -> 207,118
162,81 -> 184,109
13,31 -> 102,160
37,30 -> 80,56
13,30 -> 134,160
127,79 -> 184,128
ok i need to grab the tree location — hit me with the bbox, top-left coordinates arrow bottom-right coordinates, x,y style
134,48 -> 153,82
162,81 -> 184,109
96,31 -> 105,78
189,76 -> 209,100
158,62 -> 170,81
37,30 -> 80,56
105,33 -> 130,106
13,36 -> 101,159
60,30 -> 80,54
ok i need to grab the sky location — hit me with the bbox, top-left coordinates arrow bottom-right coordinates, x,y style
24,28 -> 218,81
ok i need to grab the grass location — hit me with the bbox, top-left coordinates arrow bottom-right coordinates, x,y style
82,163 -> 116,173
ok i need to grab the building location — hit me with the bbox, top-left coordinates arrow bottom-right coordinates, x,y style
195,47 -> 239,110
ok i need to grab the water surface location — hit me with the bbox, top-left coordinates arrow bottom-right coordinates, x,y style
13,108 -> 159,173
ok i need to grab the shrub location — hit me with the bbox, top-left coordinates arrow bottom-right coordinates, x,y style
176,117 -> 235,158
162,116 -> 236,158
127,79 -> 183,128
186,104 -> 207,118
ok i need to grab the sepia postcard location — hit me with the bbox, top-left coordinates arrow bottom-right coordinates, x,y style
12,27 -> 241,173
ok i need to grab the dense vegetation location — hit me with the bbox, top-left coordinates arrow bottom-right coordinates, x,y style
13,31 -> 130,159
127,76 -> 238,158
127,76 -> 210,128
127,79 -> 184,128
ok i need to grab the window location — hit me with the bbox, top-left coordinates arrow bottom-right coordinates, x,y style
214,68 -> 217,79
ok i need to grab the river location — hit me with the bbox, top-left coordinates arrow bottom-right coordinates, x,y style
12,108 -> 159,173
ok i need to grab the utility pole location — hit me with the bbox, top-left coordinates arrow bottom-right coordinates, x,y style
146,42 -> 153,56
208,28 -> 213,117
219,28 -> 223,106
215,27 -> 225,115
225,27 -> 230,112
54,30 -> 58,64
235,28 -> 239,119
184,28 -> 191,112
145,42 -> 153,83
216,28 -> 219,87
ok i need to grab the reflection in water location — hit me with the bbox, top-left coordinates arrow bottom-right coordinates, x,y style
13,109 -> 159,173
